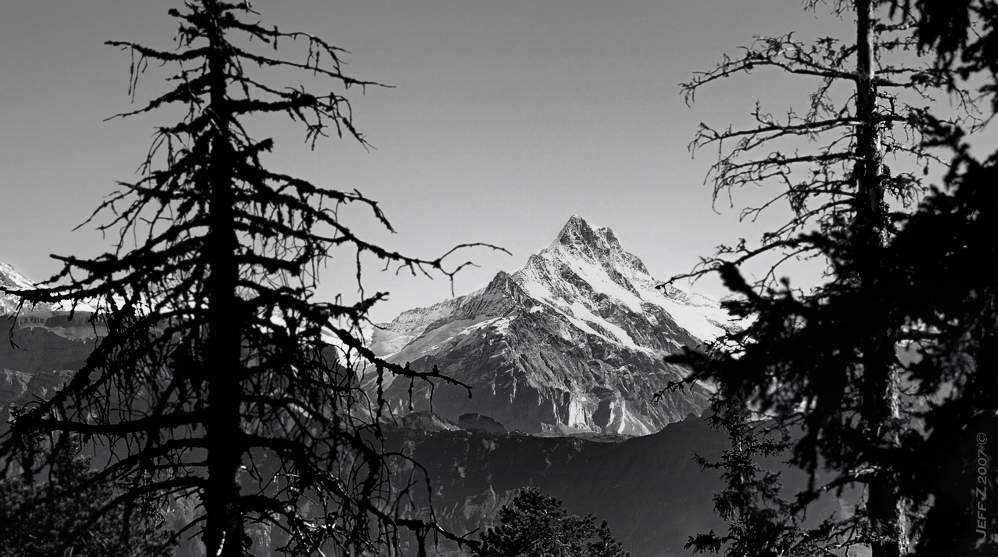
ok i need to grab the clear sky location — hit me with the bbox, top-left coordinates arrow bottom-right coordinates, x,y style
0,0 -> 872,323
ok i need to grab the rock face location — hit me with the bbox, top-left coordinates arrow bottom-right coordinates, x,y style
371,216 -> 733,434
0,311 -> 100,424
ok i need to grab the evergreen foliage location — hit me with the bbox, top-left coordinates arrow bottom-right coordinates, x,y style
0,434 -> 172,557
475,488 -> 629,557
681,410 -> 816,557
890,0 -> 998,110
0,1 -> 498,555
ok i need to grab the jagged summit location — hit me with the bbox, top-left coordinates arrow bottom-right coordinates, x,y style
545,215 -> 648,276
369,216 -> 733,435
521,216 -> 717,340
551,214 -> 596,246
549,215 -> 622,254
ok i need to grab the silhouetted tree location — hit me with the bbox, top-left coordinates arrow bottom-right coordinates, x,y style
0,1 -> 496,555
873,134 -> 998,556
667,1 -> 979,556
475,488 -> 629,557
855,2 -> 998,555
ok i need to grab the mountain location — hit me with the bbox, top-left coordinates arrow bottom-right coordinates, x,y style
370,216 -> 733,435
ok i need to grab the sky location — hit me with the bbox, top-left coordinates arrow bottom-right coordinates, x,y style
0,0 -> 943,323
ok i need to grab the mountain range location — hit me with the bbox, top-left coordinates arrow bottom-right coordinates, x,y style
370,215 -> 731,434
4,216 -> 731,436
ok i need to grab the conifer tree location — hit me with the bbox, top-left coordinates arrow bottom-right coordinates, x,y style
475,488 -> 629,557
667,1 -> 978,556
859,2 -> 998,554
0,433 -> 173,557
0,1 -> 494,555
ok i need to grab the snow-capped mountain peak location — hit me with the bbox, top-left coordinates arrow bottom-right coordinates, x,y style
369,216 -> 732,435
550,214 -> 606,246
519,216 -> 726,344
548,215 -> 644,269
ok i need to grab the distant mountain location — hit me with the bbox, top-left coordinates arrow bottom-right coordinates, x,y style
371,216 -> 734,435
0,261 -> 100,424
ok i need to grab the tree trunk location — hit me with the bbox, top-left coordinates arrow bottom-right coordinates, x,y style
201,2 -> 247,555
854,1 -> 907,556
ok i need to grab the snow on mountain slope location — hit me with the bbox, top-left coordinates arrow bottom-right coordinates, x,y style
369,216 -> 734,435
518,215 -> 729,345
